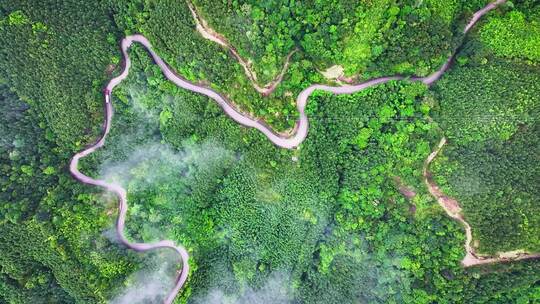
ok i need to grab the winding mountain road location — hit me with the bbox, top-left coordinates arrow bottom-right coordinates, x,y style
70,1 -> 507,302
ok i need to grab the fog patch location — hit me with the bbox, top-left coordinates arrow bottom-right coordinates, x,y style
99,85 -> 236,303
194,272 -> 293,304
99,139 -> 234,190
109,252 -> 178,304
97,137 -> 235,269
126,86 -> 161,122
102,227 -> 120,244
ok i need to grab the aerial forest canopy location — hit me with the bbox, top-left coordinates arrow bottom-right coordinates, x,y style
0,0 -> 539,303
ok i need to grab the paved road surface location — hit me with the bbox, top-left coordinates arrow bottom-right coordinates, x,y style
69,1 -> 506,302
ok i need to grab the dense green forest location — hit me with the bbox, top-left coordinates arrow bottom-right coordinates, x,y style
1,0 -> 539,303
430,0 -> 540,254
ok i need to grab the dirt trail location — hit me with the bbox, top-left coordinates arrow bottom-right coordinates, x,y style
394,176 -> 417,199
69,1 -> 513,302
187,1 -> 297,96
423,138 -> 540,267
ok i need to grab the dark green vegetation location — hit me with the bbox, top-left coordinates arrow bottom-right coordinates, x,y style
190,0 -> 496,77
480,2 -> 540,61
0,0 -> 118,148
0,83 -> 135,303
1,0 -> 539,304
430,1 -> 540,254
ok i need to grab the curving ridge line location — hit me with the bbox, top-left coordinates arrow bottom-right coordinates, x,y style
69,1 -> 505,303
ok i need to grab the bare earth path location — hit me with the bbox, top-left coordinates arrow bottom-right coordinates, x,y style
69,1 -> 517,302
187,0 -> 297,96
423,138 -> 540,267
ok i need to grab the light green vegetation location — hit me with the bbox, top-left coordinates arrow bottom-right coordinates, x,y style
1,0 -> 539,303
192,0 -> 492,78
430,0 -> 540,254
431,59 -> 540,253
480,5 -> 540,62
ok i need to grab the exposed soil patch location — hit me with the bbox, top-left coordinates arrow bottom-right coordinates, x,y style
423,137 -> 540,267
69,1 -> 523,303
393,176 -> 417,199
